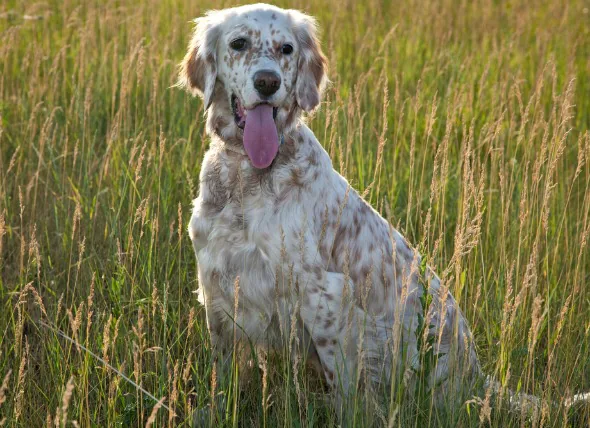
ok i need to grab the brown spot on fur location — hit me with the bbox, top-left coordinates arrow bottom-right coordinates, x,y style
284,105 -> 300,129
360,266 -> 370,282
274,136 -> 297,166
289,168 -> 306,188
353,215 -> 360,229
184,49 -> 205,91
297,28 -> 327,87
355,225 -> 362,238
307,151 -> 319,166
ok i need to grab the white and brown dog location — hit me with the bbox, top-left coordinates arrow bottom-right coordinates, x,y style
178,3 -> 588,416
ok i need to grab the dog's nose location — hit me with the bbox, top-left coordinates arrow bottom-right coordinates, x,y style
253,70 -> 281,97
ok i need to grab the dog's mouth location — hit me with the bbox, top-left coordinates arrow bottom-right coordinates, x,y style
231,95 -> 278,129
231,94 -> 280,169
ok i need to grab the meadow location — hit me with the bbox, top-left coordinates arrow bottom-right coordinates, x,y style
1,0 -> 589,426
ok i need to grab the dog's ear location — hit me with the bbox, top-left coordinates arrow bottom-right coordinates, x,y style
292,12 -> 328,112
178,12 -> 222,110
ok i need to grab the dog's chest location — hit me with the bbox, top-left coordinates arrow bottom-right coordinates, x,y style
189,155 -> 315,310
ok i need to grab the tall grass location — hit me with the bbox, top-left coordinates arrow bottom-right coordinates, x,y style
0,0 -> 589,426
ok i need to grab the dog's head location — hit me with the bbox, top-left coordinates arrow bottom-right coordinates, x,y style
178,3 -> 327,168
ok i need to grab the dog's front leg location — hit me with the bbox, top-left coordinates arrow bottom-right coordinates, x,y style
298,271 -> 363,417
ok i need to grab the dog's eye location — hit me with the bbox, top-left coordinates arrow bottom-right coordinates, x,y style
230,38 -> 248,51
281,43 -> 294,55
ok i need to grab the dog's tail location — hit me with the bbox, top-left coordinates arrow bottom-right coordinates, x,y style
483,376 -> 590,423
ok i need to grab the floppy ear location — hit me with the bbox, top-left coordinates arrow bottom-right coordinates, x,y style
178,12 -> 221,109
292,13 -> 328,112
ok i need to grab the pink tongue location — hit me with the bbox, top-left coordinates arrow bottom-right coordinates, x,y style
243,104 -> 279,169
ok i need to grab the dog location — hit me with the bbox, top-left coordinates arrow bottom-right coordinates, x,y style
178,3 -> 589,418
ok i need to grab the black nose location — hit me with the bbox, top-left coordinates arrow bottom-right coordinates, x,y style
253,70 -> 281,97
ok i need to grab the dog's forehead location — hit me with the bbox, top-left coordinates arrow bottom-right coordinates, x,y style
224,8 -> 293,39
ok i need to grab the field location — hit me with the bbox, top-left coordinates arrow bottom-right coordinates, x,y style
1,0 -> 590,426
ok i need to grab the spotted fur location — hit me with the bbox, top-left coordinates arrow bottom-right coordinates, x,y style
177,3 -> 589,416
178,2 -> 479,407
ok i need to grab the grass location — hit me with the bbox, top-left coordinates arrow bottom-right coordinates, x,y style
0,0 -> 589,426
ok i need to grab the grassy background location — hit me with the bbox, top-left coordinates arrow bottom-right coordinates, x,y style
1,0 -> 589,426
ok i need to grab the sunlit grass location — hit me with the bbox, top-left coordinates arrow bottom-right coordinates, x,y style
0,0 -> 589,426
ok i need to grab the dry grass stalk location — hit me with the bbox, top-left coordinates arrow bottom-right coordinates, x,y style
14,338 -> 28,421
54,376 -> 75,428
146,396 -> 167,428
168,360 -> 179,426
0,370 -> 12,409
